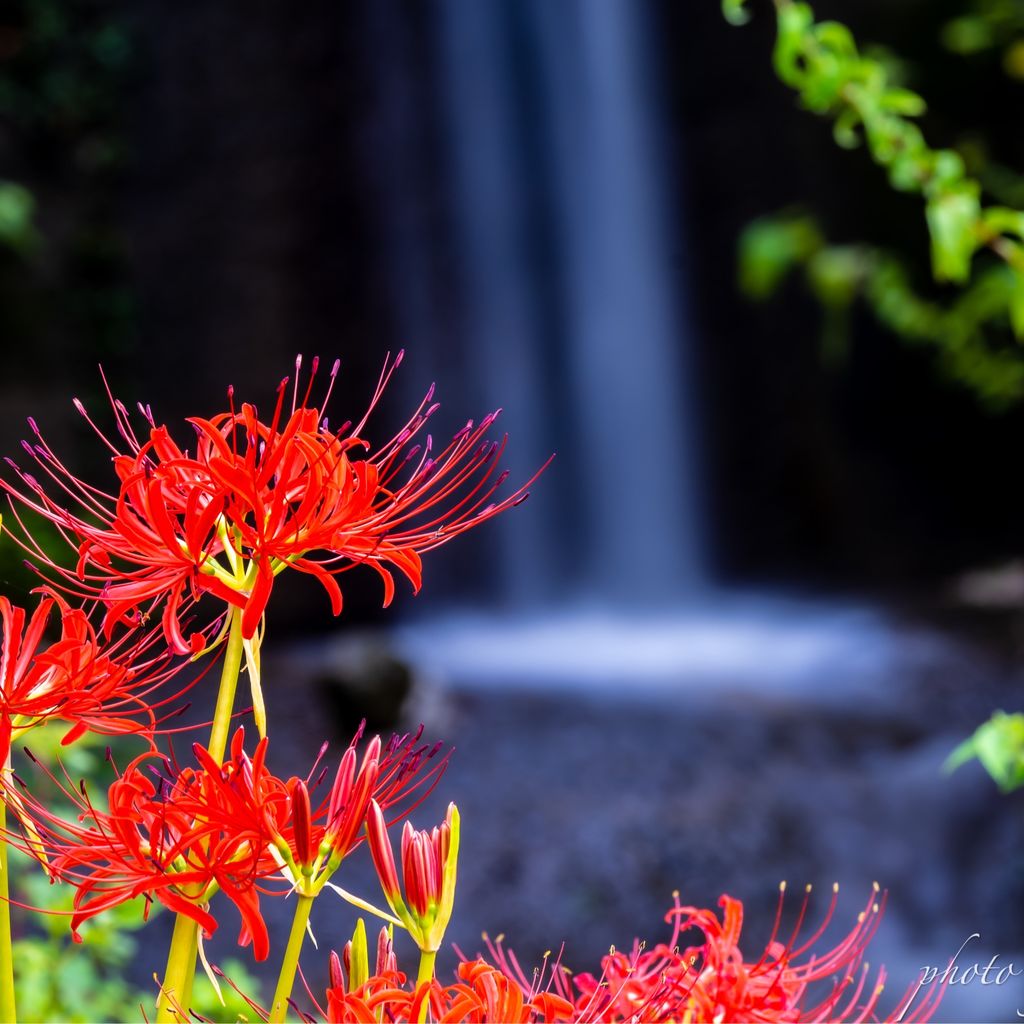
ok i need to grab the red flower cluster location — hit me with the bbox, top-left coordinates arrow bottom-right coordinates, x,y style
477,886 -> 942,1024
0,358 -> 943,1024
213,887 -> 942,1023
0,592 -> 191,765
3,354 -> 548,654
5,724 -> 447,963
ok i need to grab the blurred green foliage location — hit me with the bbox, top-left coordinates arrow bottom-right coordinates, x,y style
0,181 -> 37,252
943,0 -> 1024,78
739,215 -> 1024,404
8,727 -> 264,1023
0,0 -> 137,358
0,0 -> 139,598
727,0 -> 1024,408
0,0 -> 131,141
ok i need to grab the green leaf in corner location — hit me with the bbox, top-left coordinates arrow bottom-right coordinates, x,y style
945,711 -> 1024,793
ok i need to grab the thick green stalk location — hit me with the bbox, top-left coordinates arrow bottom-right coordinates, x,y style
156,912 -> 199,1023
0,792 -> 17,1023
415,950 -> 436,1024
269,895 -> 314,1023
206,606 -> 246,762
157,607 -> 246,1020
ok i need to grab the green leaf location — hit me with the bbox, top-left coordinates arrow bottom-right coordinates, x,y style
773,3 -> 815,87
814,21 -> 857,59
833,108 -> 863,149
722,0 -> 751,27
942,16 -> 994,55
806,247 -> 863,309
926,184 -> 981,283
982,206 -> 1024,242
1010,271 -> 1024,339
930,149 -> 967,189
888,151 -> 926,192
738,215 -> 824,299
799,52 -> 845,112
0,182 -> 37,251
944,735 -> 979,775
945,712 -> 1024,792
879,87 -> 927,117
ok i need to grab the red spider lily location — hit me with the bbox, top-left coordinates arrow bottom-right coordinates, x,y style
0,591 -> 194,765
485,888 -> 943,1023
663,885 -> 932,1023
4,729 -> 288,961
5,723 -> 448,963
254,724 -> 450,898
3,354 -> 549,655
366,800 -> 459,953
428,960 -> 575,1024
197,886 -> 943,1023
211,949 -> 557,1024
328,960 -> 571,1024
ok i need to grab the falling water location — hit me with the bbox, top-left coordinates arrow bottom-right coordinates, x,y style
435,0 -> 703,604
366,0 -> 703,606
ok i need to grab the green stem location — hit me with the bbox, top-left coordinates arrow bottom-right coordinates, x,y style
156,912 -> 199,1023
269,895 -> 314,1023
415,949 -> 436,986
415,950 -> 436,1024
207,606 -> 246,762
0,789 -> 17,1024
157,607 -> 246,1019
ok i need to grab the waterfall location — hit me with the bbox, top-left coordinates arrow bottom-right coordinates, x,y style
365,0 -> 704,607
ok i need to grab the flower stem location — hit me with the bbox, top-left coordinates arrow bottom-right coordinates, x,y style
207,606 -> 246,762
269,894 -> 314,1023
415,950 -> 436,1023
156,607 -> 245,1020
0,790 -> 17,1024
156,912 -> 199,1023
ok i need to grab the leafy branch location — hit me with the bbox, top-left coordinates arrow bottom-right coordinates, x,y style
739,214 -> 1024,404
727,0 -> 1024,405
